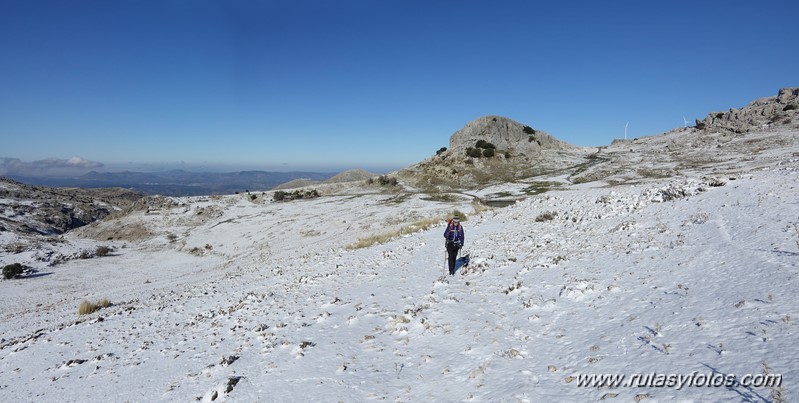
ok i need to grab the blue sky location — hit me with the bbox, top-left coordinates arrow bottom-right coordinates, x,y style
1,0 -> 797,174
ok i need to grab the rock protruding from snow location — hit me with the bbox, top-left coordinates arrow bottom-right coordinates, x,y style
0,177 -> 143,236
448,115 -> 576,155
697,87 -> 799,133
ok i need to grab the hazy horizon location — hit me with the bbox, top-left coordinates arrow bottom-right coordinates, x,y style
0,156 -> 401,178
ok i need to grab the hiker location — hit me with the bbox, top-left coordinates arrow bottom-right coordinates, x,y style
444,215 -> 465,275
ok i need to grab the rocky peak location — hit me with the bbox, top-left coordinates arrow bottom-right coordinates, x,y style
448,115 -> 575,155
398,115 -> 587,189
697,87 -> 799,133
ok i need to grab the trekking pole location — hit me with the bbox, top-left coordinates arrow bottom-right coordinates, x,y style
443,241 -> 448,278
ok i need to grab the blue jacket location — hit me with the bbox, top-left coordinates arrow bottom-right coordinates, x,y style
444,222 -> 464,246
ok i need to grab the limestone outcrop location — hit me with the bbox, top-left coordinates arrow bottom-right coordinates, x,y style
448,115 -> 576,155
697,87 -> 798,133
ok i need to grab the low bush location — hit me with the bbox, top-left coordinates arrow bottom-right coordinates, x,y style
483,148 -> 495,158
466,147 -> 482,158
475,140 -> 495,149
3,263 -> 24,279
95,246 -> 112,257
523,125 -> 536,134
436,147 -> 448,155
377,175 -> 398,186
273,189 -> 321,201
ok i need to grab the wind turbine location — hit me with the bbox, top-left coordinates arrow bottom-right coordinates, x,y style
625,122 -> 629,140
683,116 -> 689,128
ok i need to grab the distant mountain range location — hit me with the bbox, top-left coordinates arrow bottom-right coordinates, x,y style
5,169 -> 337,196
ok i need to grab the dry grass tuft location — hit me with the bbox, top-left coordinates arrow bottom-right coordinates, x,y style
472,199 -> 493,215
450,209 -> 468,221
347,217 -> 442,250
79,300 -> 98,315
79,298 -> 111,315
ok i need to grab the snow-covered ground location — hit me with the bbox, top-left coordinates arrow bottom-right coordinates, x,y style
2,159 -> 798,401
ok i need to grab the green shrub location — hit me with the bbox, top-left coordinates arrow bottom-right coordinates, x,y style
377,175 -> 398,186
523,126 -> 536,134
475,140 -> 495,149
436,147 -> 448,155
483,148 -> 495,158
3,263 -> 24,279
274,188 -> 321,201
466,147 -> 482,158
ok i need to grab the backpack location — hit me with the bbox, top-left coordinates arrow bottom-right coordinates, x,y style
445,222 -> 462,245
